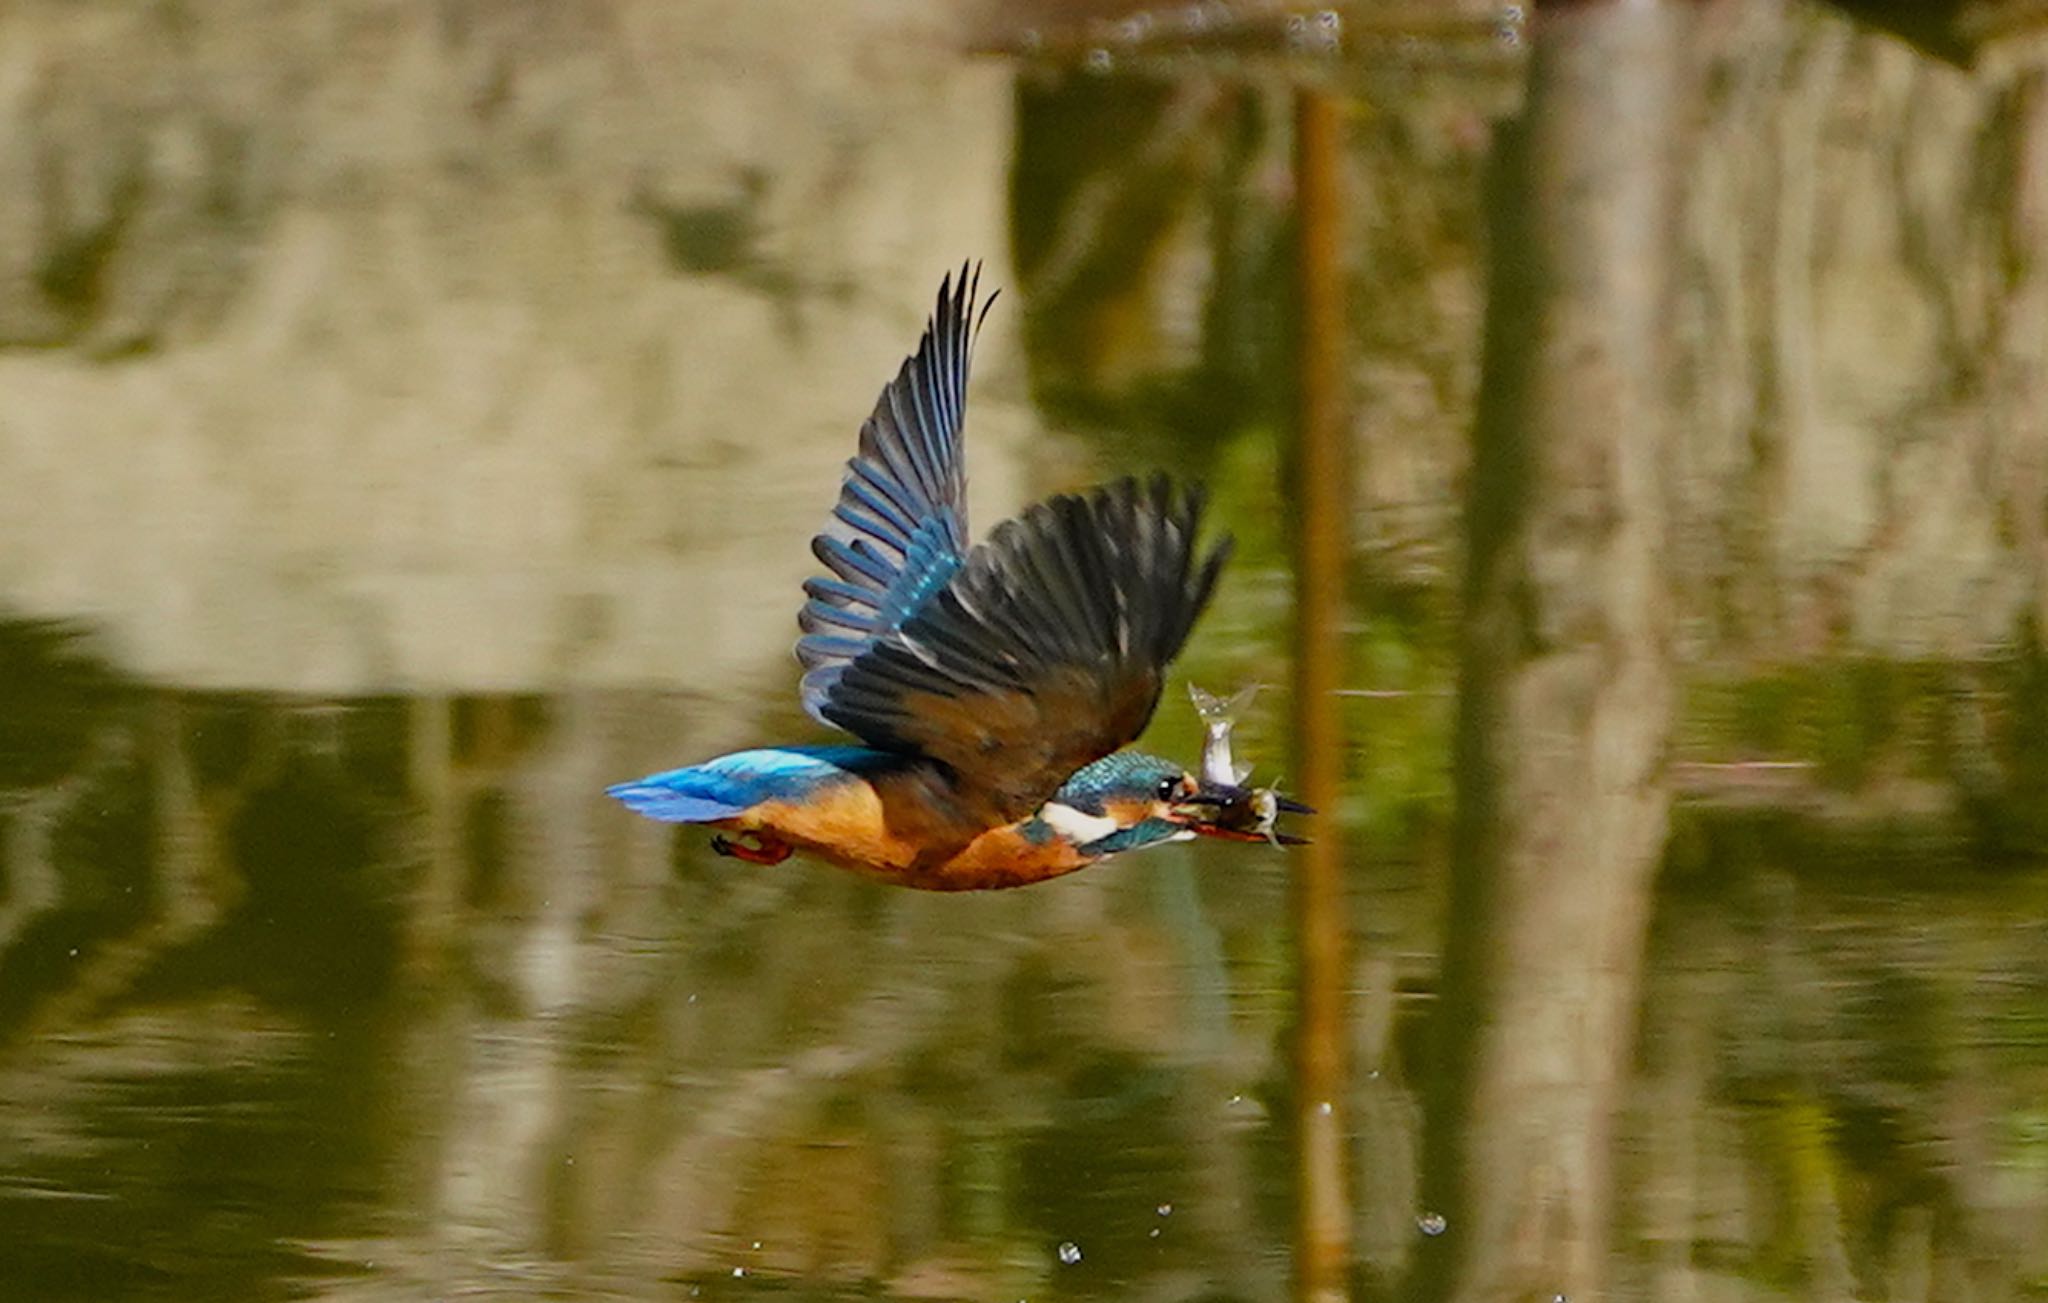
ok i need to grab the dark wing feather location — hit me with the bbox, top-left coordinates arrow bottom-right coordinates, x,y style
819,475 -> 1232,824
797,263 -> 997,724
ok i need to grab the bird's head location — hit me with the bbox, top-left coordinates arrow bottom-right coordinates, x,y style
1032,751 -> 1201,857
1035,751 -> 1308,858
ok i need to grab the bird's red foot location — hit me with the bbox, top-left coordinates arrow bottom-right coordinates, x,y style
709,831 -> 793,865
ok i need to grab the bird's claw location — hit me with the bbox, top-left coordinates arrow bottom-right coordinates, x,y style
709,831 -> 794,865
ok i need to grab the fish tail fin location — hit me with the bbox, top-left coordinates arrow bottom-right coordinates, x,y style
1187,681 -> 1262,786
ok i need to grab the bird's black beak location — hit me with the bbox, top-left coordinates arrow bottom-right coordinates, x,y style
1170,781 -> 1314,845
1174,781 -> 1317,816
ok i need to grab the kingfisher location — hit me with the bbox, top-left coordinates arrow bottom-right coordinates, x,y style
608,264 -> 1305,890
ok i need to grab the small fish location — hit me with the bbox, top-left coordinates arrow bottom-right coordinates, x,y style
1190,681 -> 1260,786
1181,683 -> 1312,845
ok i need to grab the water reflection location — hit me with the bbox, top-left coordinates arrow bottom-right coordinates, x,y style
6,644 -> 2046,1300
5,1 -> 2048,1301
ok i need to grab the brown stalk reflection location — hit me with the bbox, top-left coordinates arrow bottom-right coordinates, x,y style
1290,82 -> 1356,1303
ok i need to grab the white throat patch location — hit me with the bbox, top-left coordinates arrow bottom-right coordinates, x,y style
1037,801 -> 1123,844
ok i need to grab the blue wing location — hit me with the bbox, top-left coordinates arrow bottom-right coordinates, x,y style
817,476 -> 1232,825
797,263 -> 995,725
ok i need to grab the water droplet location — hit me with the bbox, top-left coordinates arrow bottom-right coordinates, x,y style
1085,47 -> 1113,73
1156,1203 -> 1173,1216
1057,1241 -> 1083,1265
1418,1211 -> 1448,1236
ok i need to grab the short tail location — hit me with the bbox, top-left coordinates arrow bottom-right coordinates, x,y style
606,769 -> 748,824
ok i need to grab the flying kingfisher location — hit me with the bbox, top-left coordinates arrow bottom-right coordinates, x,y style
607,265 -> 1306,890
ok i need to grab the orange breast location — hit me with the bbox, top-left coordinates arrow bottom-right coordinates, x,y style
920,824 -> 1096,891
736,780 -> 1098,892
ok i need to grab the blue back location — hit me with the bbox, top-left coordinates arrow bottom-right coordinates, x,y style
606,745 -> 901,824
